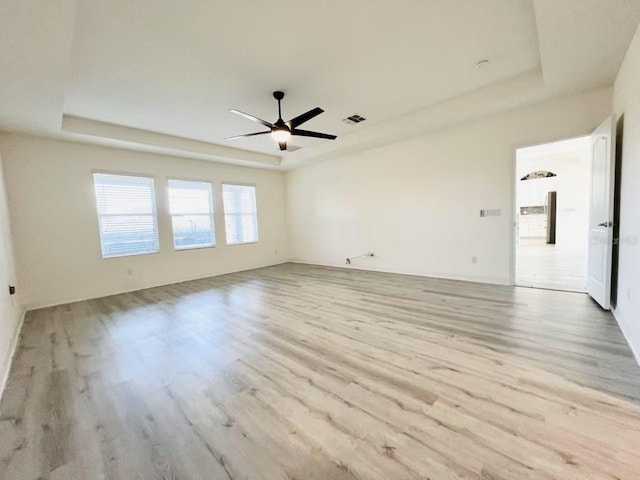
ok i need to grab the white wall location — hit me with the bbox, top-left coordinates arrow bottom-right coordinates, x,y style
0,134 -> 288,309
287,87 -> 612,284
613,26 -> 640,361
0,153 -> 24,396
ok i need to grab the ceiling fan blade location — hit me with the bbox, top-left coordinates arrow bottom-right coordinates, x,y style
225,131 -> 271,141
278,140 -> 287,151
287,107 -> 324,128
229,109 -> 274,128
291,129 -> 337,140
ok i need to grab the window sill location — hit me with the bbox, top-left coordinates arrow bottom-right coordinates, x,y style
102,250 -> 160,259
174,244 -> 216,252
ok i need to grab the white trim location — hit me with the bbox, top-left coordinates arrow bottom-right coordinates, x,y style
221,181 -> 257,188
0,308 -> 26,401
167,175 -> 215,184
510,144 -> 518,286
221,183 -> 260,245
612,308 -> 640,367
174,243 -> 216,251
93,172 -> 161,259
289,260 -> 510,286
168,178 -> 216,250
510,134 -> 592,287
22,260 -> 290,311
91,168 -> 157,179
62,115 -> 281,169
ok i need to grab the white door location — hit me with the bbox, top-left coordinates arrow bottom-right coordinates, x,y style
586,116 -> 616,309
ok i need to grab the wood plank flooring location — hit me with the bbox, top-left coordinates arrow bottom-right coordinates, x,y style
1,263 -> 640,479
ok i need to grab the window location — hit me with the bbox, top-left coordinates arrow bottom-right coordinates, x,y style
168,179 -> 215,250
93,173 -> 160,258
222,184 -> 259,245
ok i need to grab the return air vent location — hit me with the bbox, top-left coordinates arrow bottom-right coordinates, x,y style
342,114 -> 366,125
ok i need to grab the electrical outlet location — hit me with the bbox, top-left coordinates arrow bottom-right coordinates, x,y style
471,256 -> 478,264
127,268 -> 133,276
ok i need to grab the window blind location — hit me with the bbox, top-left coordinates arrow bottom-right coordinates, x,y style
93,173 -> 160,258
168,179 -> 215,250
222,184 -> 259,245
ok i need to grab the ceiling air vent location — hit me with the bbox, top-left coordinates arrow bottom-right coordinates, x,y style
342,114 -> 366,125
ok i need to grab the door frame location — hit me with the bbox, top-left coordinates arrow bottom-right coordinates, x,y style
509,134 -> 593,287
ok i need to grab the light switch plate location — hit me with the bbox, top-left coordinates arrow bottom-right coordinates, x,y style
480,208 -> 502,217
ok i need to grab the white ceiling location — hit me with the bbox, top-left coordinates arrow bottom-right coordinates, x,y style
517,135 -> 591,162
535,0 -> 640,90
0,0 -> 76,132
1,0 -> 639,169
64,0 -> 540,153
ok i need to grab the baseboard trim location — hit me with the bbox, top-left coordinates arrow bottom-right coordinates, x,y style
24,260 -> 290,311
0,308 -> 26,401
289,259 -> 510,286
612,308 -> 640,367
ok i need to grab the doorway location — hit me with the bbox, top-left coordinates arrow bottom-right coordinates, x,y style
515,136 -> 591,292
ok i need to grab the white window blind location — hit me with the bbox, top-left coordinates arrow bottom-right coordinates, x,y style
168,179 -> 215,250
222,184 -> 259,245
93,173 -> 160,258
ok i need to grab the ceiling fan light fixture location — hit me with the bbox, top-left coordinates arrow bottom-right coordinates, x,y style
272,128 -> 291,143
227,91 -> 336,150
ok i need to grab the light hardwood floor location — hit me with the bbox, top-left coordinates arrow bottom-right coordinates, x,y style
1,263 -> 640,479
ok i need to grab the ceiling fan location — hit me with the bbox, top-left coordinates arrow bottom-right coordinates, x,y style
226,91 -> 337,151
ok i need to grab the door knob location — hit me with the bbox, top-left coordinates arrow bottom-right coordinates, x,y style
597,221 -> 611,227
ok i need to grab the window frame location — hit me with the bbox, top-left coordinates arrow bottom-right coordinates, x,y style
167,177 -> 217,251
221,182 -> 260,246
92,170 -> 161,259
